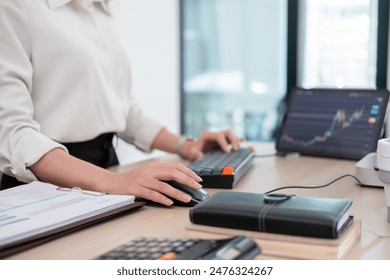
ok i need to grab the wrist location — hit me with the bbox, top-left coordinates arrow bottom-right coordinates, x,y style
175,136 -> 193,157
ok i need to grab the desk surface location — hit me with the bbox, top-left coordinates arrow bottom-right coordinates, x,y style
6,143 -> 390,260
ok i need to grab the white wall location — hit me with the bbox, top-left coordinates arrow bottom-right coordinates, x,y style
116,0 -> 180,164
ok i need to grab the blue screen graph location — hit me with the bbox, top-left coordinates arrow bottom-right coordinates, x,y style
276,88 -> 389,159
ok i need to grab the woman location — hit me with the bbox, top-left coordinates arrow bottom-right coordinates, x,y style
0,0 -> 241,206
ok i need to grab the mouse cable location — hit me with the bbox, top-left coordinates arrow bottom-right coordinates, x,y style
264,173 -> 363,194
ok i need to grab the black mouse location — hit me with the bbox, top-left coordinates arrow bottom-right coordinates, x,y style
163,180 -> 209,207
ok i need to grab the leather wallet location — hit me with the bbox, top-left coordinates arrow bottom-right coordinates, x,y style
189,192 -> 353,239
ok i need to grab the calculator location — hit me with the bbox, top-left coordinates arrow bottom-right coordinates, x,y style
95,235 -> 260,260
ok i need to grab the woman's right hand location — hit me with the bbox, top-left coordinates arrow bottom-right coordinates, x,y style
30,148 -> 203,207
100,162 -> 203,206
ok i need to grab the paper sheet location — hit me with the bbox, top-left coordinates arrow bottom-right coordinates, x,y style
0,181 -> 134,246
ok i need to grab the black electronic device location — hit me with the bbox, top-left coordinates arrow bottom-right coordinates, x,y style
275,88 -> 389,160
164,180 -> 209,207
95,235 -> 260,260
187,147 -> 255,189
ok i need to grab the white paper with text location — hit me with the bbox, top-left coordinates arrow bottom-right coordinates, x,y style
0,181 -> 135,246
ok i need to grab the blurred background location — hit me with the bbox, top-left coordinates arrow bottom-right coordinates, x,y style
118,0 -> 388,163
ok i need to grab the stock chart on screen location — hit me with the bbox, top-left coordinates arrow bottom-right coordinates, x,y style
276,88 -> 389,160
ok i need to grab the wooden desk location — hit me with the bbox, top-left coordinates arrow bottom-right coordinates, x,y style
5,143 -> 390,259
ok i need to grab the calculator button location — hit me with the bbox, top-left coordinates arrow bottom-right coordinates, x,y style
96,237 -> 203,260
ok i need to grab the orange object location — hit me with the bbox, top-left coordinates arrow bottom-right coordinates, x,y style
157,252 -> 177,260
222,166 -> 234,175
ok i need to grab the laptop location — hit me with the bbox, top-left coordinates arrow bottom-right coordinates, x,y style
275,88 -> 389,160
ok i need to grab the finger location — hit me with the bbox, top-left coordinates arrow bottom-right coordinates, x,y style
169,163 -> 203,183
224,129 -> 242,150
163,166 -> 203,190
214,132 -> 230,152
131,184 -> 174,206
159,181 -> 193,203
140,180 -> 192,205
143,162 -> 202,182
148,163 -> 202,188
187,146 -> 203,161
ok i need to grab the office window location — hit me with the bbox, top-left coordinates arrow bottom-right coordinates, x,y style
298,0 -> 379,88
180,0 -> 287,141
180,0 -> 388,141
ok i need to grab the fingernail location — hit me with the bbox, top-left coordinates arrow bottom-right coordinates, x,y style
183,194 -> 192,202
166,199 -> 174,206
193,179 -> 202,189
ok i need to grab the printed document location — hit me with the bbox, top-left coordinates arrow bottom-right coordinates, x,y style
0,181 -> 135,246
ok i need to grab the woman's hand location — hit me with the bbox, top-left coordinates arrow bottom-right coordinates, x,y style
180,129 -> 243,161
30,148 -> 203,207
101,162 -> 203,206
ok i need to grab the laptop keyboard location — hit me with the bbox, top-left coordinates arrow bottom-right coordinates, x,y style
187,147 -> 254,189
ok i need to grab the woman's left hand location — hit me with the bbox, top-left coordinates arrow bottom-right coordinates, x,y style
180,129 -> 243,161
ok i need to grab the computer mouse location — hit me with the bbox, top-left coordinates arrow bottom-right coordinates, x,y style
163,180 -> 209,207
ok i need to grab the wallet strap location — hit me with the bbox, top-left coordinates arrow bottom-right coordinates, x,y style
258,194 -> 295,231
258,202 -> 276,232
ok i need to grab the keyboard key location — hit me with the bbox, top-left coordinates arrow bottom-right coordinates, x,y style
187,148 -> 254,188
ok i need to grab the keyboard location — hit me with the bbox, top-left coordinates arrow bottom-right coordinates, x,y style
95,236 -> 260,260
188,147 -> 255,189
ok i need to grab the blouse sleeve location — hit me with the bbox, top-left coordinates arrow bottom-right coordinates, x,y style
0,0 -> 66,183
118,93 -> 165,153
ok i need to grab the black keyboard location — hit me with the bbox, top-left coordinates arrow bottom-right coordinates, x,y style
188,147 -> 255,189
95,236 -> 260,260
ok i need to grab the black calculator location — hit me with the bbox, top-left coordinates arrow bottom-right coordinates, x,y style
95,235 -> 260,260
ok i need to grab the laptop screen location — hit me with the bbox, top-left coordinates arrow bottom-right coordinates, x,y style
275,88 -> 389,160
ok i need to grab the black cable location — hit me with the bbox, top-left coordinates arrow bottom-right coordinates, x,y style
264,174 -> 363,194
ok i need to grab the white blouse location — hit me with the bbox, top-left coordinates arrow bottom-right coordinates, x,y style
0,0 -> 164,182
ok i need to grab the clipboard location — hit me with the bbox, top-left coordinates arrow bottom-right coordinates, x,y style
0,182 -> 144,259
